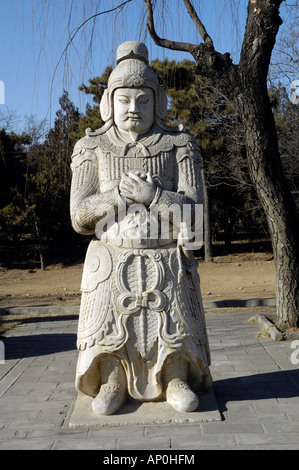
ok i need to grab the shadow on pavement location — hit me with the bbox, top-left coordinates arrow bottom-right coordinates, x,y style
1,333 -> 77,359
213,369 -> 299,415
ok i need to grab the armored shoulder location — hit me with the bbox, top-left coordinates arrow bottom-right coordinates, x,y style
71,135 -> 98,169
175,132 -> 202,166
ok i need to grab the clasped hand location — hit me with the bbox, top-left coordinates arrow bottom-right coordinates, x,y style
119,170 -> 156,207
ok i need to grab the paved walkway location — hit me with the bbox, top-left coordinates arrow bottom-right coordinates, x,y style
0,311 -> 299,450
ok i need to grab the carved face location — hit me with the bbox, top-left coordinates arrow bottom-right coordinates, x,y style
113,87 -> 154,136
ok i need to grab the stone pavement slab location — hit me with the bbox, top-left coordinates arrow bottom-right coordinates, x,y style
0,311 -> 299,450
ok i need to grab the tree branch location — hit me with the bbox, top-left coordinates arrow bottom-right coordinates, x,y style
144,0 -> 199,56
144,0 -> 236,96
49,0 -> 133,124
239,0 -> 283,83
183,0 -> 214,49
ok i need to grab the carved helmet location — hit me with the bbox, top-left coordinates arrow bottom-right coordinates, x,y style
100,41 -> 168,122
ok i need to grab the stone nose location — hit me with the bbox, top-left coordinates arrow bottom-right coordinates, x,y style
128,99 -> 139,113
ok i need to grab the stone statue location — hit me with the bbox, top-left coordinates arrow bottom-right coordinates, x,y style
70,41 -> 212,416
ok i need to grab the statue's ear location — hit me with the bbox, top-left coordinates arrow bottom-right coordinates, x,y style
156,86 -> 168,119
100,89 -> 111,122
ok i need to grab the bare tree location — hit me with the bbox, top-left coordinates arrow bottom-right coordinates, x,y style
145,0 -> 299,330
0,108 -> 20,132
269,1 -> 299,85
11,0 -> 298,328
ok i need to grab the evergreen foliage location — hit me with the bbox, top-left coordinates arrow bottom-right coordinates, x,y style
0,60 -> 297,267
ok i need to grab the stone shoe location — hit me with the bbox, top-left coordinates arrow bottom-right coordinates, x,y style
166,378 -> 199,413
92,383 -> 126,416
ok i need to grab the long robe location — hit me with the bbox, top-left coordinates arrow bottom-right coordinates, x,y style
70,122 -> 212,401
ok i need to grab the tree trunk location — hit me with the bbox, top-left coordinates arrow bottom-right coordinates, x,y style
238,94 -> 299,328
145,0 -> 299,329
35,219 -> 44,271
201,168 -> 213,262
237,0 -> 299,329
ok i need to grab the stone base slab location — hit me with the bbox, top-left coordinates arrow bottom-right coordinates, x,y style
67,388 -> 221,428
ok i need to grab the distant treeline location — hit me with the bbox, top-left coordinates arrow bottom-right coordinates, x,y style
0,60 -> 298,268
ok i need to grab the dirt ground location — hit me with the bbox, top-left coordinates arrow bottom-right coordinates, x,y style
0,252 -> 276,309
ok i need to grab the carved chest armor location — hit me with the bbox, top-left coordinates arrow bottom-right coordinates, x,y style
97,149 -> 175,193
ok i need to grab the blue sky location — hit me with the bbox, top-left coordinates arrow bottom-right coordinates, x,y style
0,0 -> 293,133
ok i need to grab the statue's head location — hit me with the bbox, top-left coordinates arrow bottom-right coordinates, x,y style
100,41 -> 167,134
